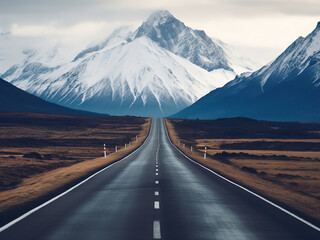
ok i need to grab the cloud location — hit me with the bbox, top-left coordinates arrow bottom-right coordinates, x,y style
0,0 -> 150,27
1,1 -> 319,26
8,20 -> 139,51
11,22 -> 112,38
190,15 -> 319,48
208,0 -> 320,16
0,0 -> 319,72
0,32 -> 10,39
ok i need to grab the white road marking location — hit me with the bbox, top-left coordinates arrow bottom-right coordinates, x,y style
162,118 -> 320,232
156,164 -> 158,168
156,142 -> 160,162
154,201 -> 160,209
156,173 -> 158,176
155,180 -> 159,184
155,128 -> 160,164
155,191 -> 159,196
153,221 -> 161,239
156,169 -> 158,172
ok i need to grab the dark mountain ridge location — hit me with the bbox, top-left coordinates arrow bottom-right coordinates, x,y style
0,78 -> 104,116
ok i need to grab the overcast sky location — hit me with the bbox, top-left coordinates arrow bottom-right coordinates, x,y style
0,0 -> 319,72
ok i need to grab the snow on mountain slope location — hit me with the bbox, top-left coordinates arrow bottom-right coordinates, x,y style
173,22 -> 320,122
73,26 -> 133,62
3,36 -> 234,117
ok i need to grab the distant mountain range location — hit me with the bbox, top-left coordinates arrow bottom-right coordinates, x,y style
0,78 -> 102,116
1,10 -> 256,117
173,22 -> 320,122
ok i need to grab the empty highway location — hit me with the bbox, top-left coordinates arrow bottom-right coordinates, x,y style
0,118 -> 319,239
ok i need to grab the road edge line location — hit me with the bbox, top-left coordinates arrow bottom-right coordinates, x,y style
0,119 -> 153,233
162,118 -> 320,232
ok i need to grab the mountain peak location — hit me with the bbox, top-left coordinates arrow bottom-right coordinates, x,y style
146,10 -> 174,24
309,21 -> 320,37
133,10 -> 237,72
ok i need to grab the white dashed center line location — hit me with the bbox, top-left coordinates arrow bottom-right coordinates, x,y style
154,201 -> 160,209
153,221 -> 161,239
153,127 -> 161,239
155,140 -> 160,164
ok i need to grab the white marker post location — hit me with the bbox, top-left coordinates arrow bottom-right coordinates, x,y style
115,146 -> 118,152
204,146 -> 207,159
191,146 -> 193,152
104,144 -> 107,158
129,141 -> 131,146
136,135 -> 138,142
183,143 -> 185,148
125,143 -> 127,149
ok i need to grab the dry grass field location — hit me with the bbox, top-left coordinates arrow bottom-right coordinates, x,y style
165,118 -> 320,225
0,112 -> 151,215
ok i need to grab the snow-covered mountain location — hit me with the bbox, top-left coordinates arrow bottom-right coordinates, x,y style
2,10 -> 256,117
173,22 -> 320,122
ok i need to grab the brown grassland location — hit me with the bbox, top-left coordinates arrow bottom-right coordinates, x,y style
0,112 -> 151,216
165,118 -> 320,225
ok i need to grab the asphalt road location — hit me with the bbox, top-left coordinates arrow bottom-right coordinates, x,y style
0,118 -> 319,239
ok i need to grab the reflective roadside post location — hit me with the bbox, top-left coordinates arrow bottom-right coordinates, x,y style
204,146 -> 207,159
191,146 -> 193,152
104,144 -> 107,158
115,146 -> 118,152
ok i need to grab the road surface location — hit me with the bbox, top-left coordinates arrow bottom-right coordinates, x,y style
0,118 -> 319,239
